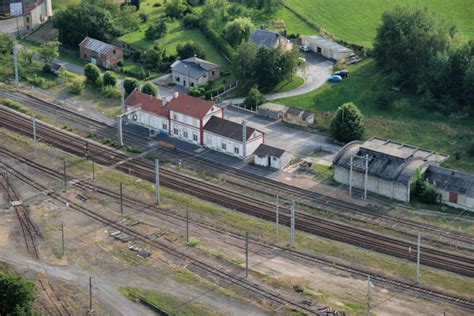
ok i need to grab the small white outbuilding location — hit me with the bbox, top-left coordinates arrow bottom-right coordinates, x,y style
254,144 -> 286,169
302,35 -> 353,61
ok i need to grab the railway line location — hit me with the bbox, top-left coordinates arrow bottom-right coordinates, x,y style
1,106 -> 474,277
1,90 -> 473,251
2,153 -> 473,311
0,158 -> 330,315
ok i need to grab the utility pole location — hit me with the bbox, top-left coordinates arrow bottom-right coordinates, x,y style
242,121 -> 247,159
245,232 -> 249,278
364,154 -> 369,199
120,81 -> 125,113
119,182 -> 124,221
416,233 -> 421,284
13,46 -> 19,86
186,210 -> 189,243
63,157 -> 67,192
32,116 -> 37,160
275,195 -> 279,242
91,160 -> 95,181
118,115 -> 123,147
290,199 -> 295,248
155,159 -> 160,205
367,274 -> 371,316
349,156 -> 353,196
61,222 -> 64,257
4,171 -> 10,207
88,276 -> 93,313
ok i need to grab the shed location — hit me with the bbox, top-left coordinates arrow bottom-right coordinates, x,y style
302,35 -> 353,61
257,103 -> 289,120
49,62 -> 64,75
254,144 -> 285,169
283,107 -> 315,127
425,166 -> 474,211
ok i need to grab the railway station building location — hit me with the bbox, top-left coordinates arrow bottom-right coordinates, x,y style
332,137 -> 448,202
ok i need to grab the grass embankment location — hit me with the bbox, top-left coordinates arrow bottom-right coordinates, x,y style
270,75 -> 304,93
285,0 -> 474,47
277,59 -> 474,172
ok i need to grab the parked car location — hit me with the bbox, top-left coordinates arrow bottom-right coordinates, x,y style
328,75 -> 343,82
335,70 -> 349,78
299,45 -> 310,52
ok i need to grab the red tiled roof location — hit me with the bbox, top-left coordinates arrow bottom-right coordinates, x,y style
124,90 -> 169,117
167,93 -> 216,120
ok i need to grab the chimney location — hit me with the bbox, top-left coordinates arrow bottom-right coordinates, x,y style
174,91 -> 179,99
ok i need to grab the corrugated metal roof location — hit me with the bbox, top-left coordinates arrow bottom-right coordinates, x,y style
79,37 -> 118,55
425,166 -> 474,198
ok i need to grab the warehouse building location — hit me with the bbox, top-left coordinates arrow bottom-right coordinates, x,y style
302,35 -> 353,61
332,137 -> 448,202
425,166 -> 474,211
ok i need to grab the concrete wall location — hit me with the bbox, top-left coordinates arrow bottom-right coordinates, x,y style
255,155 -> 269,167
334,166 -> 410,202
439,190 -> 474,211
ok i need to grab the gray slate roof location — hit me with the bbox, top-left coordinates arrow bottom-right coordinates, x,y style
171,57 -> 219,79
250,29 -> 280,48
425,166 -> 474,198
204,116 -> 256,142
254,144 -> 285,158
332,137 -> 448,185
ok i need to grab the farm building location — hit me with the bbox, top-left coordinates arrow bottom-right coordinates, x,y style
425,166 -> 474,211
332,137 -> 448,202
79,37 -> 123,69
203,117 -> 264,159
171,57 -> 221,88
302,36 -> 353,61
254,144 -> 286,169
250,29 -> 293,51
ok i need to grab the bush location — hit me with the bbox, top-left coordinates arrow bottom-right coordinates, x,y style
124,78 -> 139,95
145,21 -> 168,40
176,41 -> 205,60
243,86 -> 265,111
84,63 -> 101,85
42,63 -> 51,74
102,85 -> 120,98
165,0 -> 188,18
103,71 -> 117,86
198,21 -> 234,59
182,13 -> 200,28
139,13 -> 148,23
68,79 -> 85,95
0,271 -> 36,315
411,169 -> 440,204
141,82 -> 158,96
329,102 -> 364,143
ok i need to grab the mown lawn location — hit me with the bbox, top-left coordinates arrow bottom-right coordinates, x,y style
285,0 -> 474,47
276,59 -> 474,173
270,75 -> 304,93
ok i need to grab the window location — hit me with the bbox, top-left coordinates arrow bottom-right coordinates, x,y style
173,128 -> 178,135
190,82 -> 194,87
183,131 -> 188,138
234,147 -> 239,154
221,143 -> 227,150
193,134 -> 198,142
176,77 -> 180,82
272,157 -> 278,161
162,123 -> 167,130
173,113 -> 178,120
84,54 -> 87,58
26,17 -> 29,22
203,74 -> 207,78
113,49 -> 116,55
212,70 -> 215,76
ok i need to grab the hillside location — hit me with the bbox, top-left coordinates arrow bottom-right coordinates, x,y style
285,0 -> 474,47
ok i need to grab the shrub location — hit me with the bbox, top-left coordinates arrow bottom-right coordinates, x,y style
176,41 -> 205,60
42,63 -> 51,74
145,21 -> 168,40
141,82 -> 158,96
68,79 -> 85,95
84,63 -> 101,85
139,13 -> 148,23
329,102 -> 364,143
103,71 -> 117,86
187,238 -> 200,247
243,86 -> 265,111
411,169 -> 440,204
165,0 -> 188,18
101,85 -> 120,98
392,97 -> 411,112
182,13 -> 200,28
123,78 -> 139,95
198,21 -> 234,59
0,271 -> 36,315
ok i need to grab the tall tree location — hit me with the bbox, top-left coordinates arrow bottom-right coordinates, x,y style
223,17 -> 253,47
329,102 -> 364,143
231,41 -> 257,87
84,63 -> 101,85
124,78 -> 139,96
0,271 -> 36,315
0,33 -> 14,55
39,40 -> 60,64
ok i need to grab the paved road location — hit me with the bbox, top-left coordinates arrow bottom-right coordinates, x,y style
0,251 -> 153,316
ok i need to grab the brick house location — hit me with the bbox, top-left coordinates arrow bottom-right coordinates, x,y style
79,37 -> 123,69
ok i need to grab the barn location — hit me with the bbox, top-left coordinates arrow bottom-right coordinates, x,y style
425,166 -> 474,211
332,137 -> 448,202
302,35 -> 353,61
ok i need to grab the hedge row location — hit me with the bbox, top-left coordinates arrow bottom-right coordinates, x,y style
198,21 -> 234,62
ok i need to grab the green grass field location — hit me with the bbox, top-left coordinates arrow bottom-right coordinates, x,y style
277,59 -> 474,172
285,0 -> 474,46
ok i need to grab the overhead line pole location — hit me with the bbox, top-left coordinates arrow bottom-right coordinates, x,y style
416,233 -> 421,284
290,199 -> 295,248
119,182 -> 124,221
245,232 -> 249,278
155,159 -> 160,205
13,46 -> 19,86
63,157 -> 67,192
275,195 -> 279,242
364,154 -> 369,199
367,274 -> 371,316
349,156 -> 353,196
32,116 -> 37,159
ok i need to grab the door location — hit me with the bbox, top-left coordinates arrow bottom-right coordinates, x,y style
449,192 -> 458,203
91,57 -> 97,65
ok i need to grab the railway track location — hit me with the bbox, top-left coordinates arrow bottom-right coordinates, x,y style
0,159 -> 330,315
2,154 -> 473,311
2,90 -> 473,250
1,106 -> 474,277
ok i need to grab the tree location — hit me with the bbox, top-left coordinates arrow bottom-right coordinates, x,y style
463,59 -> 474,108
117,5 -> 140,31
124,78 -> 139,95
0,33 -> 14,55
182,13 -> 200,29
39,40 -> 60,64
84,63 -> 101,85
130,0 -> 140,10
411,169 -> 441,204
223,17 -> 253,47
176,41 -> 205,60
231,41 -> 257,87
141,82 -> 158,96
142,44 -> 166,69
243,86 -> 265,110
145,21 -> 167,40
103,71 -> 117,86
165,0 -> 188,18
244,0 -> 282,13
329,102 -> 364,143
0,271 -> 36,315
